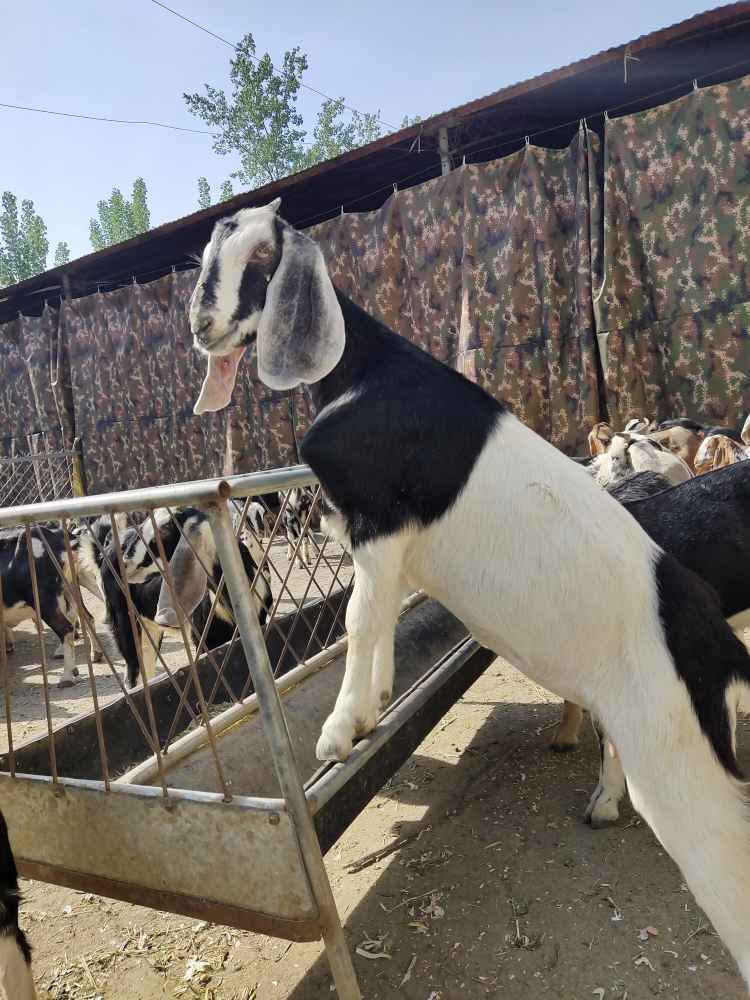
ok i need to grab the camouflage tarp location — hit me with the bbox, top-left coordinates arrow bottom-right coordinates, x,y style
7,73 -> 749,492
598,75 -> 750,428
308,127 -> 601,454
0,305 -> 70,459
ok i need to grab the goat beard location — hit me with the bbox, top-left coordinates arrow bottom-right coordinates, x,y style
194,346 -> 246,414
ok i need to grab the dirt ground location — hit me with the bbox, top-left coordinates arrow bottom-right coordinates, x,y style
19,658 -> 748,1000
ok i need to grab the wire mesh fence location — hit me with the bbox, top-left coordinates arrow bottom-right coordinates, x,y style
0,436 -> 76,508
0,471 -> 354,798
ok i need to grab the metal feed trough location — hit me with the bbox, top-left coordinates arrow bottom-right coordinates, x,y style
0,465 -> 493,999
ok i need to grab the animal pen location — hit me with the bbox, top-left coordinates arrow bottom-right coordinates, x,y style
0,7 -> 748,996
0,465 -> 490,999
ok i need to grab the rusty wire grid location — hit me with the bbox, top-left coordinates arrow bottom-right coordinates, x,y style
0,439 -> 75,507
0,477 -> 354,800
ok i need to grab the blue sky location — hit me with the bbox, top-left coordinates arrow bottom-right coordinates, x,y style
3,1 -> 725,264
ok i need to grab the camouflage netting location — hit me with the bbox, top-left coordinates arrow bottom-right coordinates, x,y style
1,73 -> 748,492
0,304 -> 72,459
597,76 -> 750,428
308,126 -> 601,455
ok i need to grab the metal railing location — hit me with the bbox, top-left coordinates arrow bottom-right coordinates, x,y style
0,459 -> 492,1000
0,464 -> 362,997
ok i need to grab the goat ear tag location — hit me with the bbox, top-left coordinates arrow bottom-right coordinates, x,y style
194,346 -> 247,415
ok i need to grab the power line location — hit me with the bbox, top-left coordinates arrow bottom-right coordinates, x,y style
0,101 -> 217,135
150,0 -> 398,131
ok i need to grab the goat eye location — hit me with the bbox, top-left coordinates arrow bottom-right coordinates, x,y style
253,243 -> 272,260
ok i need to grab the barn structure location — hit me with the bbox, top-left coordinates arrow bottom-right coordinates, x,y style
1,2 -> 749,500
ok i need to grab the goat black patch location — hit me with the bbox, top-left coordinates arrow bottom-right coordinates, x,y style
607,471 -> 672,504
200,256 -> 220,309
658,417 -> 704,434
655,551 -> 750,777
301,292 -> 504,547
704,425 -> 744,443
621,463 -> 750,618
231,221 -> 283,327
0,810 -> 31,965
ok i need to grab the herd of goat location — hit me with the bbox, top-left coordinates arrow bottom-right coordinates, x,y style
0,487 -> 317,692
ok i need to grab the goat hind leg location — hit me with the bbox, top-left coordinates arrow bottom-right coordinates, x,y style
584,717 -> 626,828
550,700 -> 584,752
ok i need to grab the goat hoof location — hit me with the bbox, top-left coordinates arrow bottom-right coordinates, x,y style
91,648 -> 104,664
549,739 -> 578,753
584,794 -> 620,829
316,717 -> 354,763
379,689 -> 392,710
4,644 -> 13,654
57,677 -> 76,689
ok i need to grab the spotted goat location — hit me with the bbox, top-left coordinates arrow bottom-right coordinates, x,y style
188,199 -> 750,990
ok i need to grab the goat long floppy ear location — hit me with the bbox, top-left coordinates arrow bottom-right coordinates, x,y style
154,535 -> 208,627
257,224 -> 345,390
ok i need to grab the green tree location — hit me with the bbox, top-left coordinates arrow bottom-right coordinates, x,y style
131,177 -> 150,234
197,176 -> 211,210
300,98 -> 382,168
184,33 -> 384,188
54,242 -> 70,267
0,191 -> 52,286
197,177 -> 235,209
89,177 -> 151,250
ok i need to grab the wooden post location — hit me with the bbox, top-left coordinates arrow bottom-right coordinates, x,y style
438,126 -> 453,176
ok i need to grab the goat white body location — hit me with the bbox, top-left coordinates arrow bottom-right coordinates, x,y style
318,415 -> 750,983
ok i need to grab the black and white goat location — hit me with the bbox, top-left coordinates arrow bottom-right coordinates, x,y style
0,809 -> 36,999
282,488 -> 314,568
0,525 -> 103,688
189,200 -> 750,988
98,506 -> 272,688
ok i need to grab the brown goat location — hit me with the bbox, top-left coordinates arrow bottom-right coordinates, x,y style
587,421 -> 614,457
694,434 -> 749,475
648,426 -> 704,472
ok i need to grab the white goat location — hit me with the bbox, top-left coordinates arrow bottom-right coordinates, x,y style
188,200 -> 750,989
589,432 -> 692,487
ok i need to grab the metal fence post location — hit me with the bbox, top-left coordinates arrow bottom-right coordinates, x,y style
71,436 -> 86,497
207,498 -> 361,1000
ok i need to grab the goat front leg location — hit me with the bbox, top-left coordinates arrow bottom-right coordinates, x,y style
584,716 -> 626,827
550,699 -> 584,752
140,620 -> 163,682
317,537 -> 405,762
